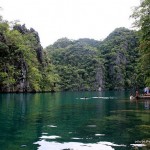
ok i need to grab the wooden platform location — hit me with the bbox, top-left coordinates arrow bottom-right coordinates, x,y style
138,95 -> 150,99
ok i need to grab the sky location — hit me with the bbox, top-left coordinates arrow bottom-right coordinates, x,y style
1,0 -> 140,48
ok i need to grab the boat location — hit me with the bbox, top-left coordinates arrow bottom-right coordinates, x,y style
138,95 -> 150,99
130,94 -> 150,100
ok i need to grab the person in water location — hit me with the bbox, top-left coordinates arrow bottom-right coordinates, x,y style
135,90 -> 139,99
130,94 -> 135,100
144,87 -> 150,95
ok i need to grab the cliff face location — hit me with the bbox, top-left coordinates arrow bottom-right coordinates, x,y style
46,28 -> 140,91
0,22 -> 140,92
101,28 -> 140,90
14,25 -> 44,92
46,38 -> 104,91
95,65 -> 105,90
14,25 -> 43,64
0,23 -> 43,92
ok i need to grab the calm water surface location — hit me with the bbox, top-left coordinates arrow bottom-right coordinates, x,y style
0,91 -> 150,150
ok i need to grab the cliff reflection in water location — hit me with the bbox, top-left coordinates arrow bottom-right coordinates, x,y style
0,91 -> 149,150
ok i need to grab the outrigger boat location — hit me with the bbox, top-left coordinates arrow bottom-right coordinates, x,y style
130,94 -> 150,100
138,95 -> 150,99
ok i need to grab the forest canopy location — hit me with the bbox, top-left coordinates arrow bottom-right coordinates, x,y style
131,0 -> 150,86
0,0 -> 149,92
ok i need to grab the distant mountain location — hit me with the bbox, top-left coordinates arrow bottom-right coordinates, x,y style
45,28 -> 141,91
99,27 -> 140,90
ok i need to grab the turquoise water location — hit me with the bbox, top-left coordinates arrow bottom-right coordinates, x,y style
0,91 -> 149,150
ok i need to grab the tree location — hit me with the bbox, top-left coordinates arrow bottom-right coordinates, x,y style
131,0 -> 150,86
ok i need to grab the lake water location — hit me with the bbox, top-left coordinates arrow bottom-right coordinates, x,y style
0,91 -> 149,150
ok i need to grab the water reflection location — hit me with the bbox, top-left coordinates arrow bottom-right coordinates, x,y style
0,92 -> 150,150
34,140 -> 126,150
144,101 -> 150,110
130,98 -> 150,110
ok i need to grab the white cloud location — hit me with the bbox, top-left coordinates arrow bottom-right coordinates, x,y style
1,0 -> 140,47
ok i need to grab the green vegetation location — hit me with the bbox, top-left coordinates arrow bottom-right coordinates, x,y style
131,0 -> 150,86
0,17 -> 59,92
45,29 -> 140,91
0,0 -> 149,92
99,28 -> 140,89
46,38 -> 104,91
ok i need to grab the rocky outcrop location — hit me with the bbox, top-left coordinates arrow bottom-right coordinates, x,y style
100,28 -> 140,90
0,25 -> 140,92
95,65 -> 105,90
0,24 -> 44,93
30,28 -> 43,64
16,59 -> 28,92
14,25 -> 43,64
